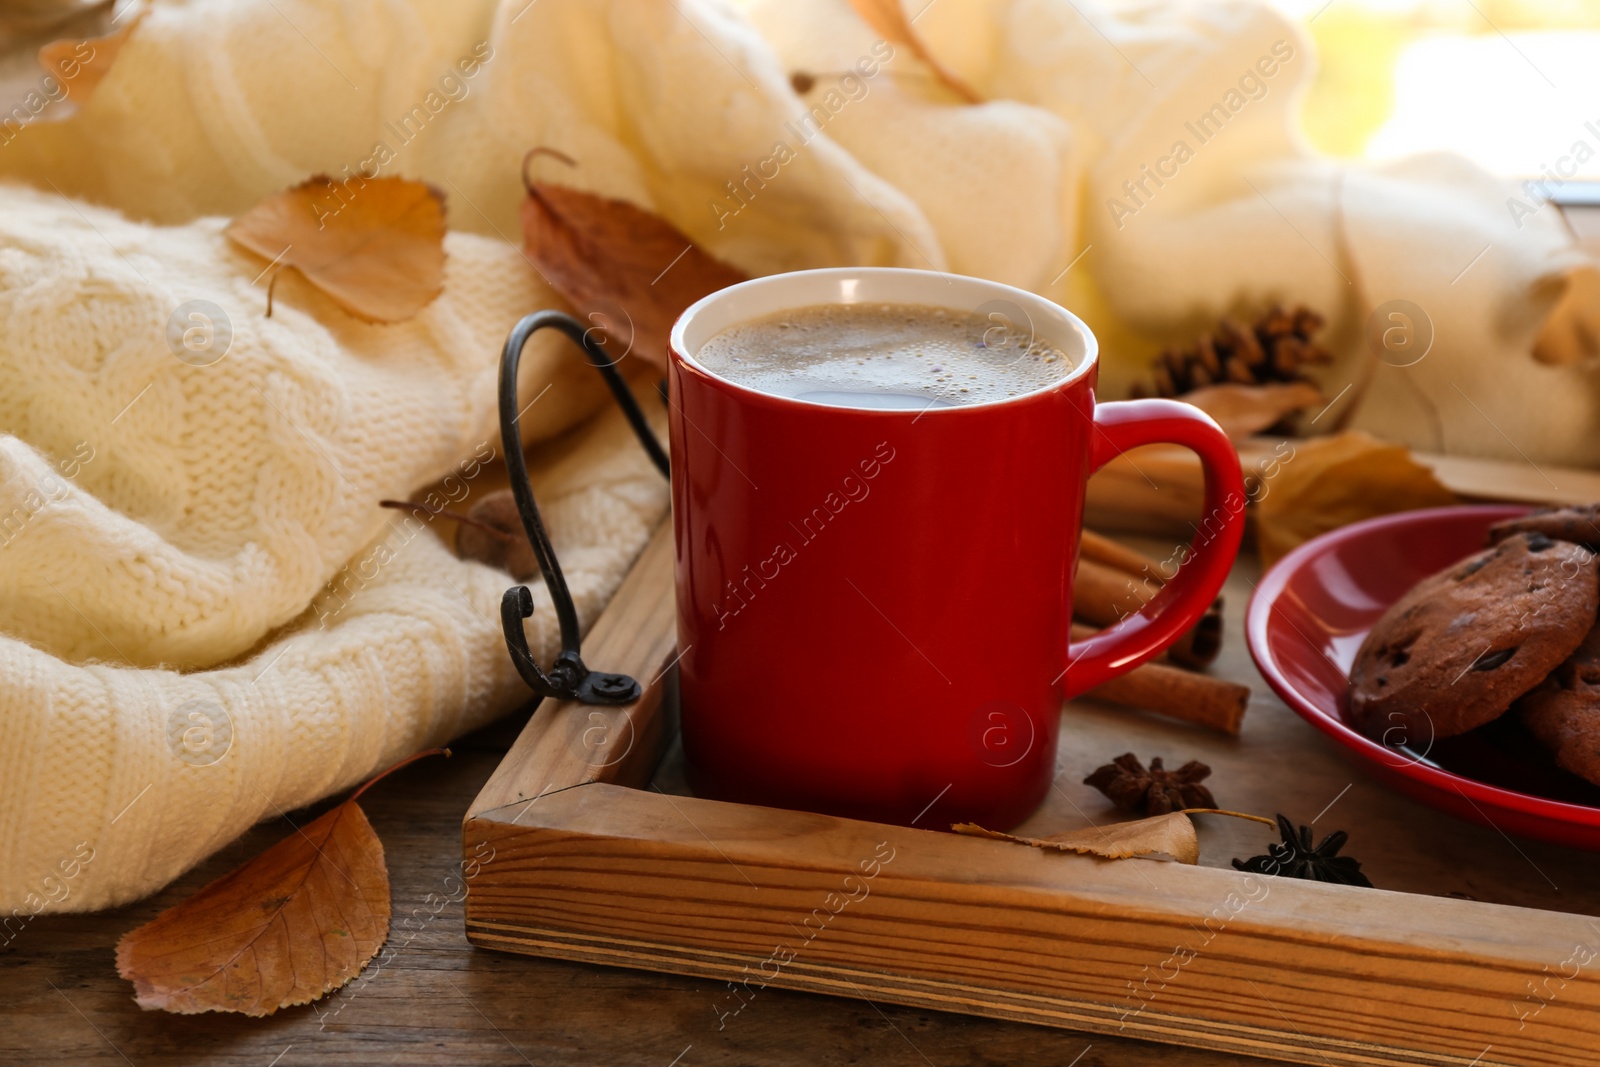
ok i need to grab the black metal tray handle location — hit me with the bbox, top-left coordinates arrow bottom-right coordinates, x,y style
496,311 -> 669,707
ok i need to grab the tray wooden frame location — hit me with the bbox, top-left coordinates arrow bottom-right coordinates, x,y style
463,523 -> 1600,1067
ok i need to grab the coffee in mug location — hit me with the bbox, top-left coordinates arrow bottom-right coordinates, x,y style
693,302 -> 1072,410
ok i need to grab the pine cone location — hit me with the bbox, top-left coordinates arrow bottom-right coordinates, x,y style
1131,305 -> 1331,399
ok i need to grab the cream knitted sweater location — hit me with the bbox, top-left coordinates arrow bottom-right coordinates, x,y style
2,0 -> 1595,914
0,181 -> 668,915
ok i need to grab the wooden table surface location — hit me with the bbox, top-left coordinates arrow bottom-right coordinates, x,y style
6,545 -> 1600,1067
1,712 -> 1262,1067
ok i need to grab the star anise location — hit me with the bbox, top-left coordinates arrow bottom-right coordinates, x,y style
1231,814 -> 1373,888
1083,753 -> 1216,816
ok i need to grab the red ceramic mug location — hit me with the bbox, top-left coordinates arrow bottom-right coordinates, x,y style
667,268 -> 1245,829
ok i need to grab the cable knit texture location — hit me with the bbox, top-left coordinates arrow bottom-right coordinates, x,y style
0,181 -> 667,912
4,0 -> 1594,462
0,0 -> 1595,913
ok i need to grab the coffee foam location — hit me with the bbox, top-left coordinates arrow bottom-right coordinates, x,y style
693,302 -> 1072,409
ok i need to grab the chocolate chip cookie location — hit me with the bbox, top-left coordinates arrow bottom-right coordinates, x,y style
1516,623 -> 1600,786
1489,504 -> 1600,552
1349,532 -> 1599,743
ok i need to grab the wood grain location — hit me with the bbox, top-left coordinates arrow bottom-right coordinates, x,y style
468,782 -> 1600,1067
467,522 -> 677,822
465,529 -> 1600,1067
15,736 -> 1219,1066
11,526 -> 1600,1064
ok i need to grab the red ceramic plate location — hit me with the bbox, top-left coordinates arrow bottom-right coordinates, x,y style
1247,504 -> 1600,850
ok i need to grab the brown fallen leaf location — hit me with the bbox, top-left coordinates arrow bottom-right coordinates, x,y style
1532,264 -> 1600,367
953,809 -> 1277,866
848,0 -> 981,103
1180,382 -> 1323,442
379,493 -> 539,579
115,749 -> 445,1015
520,148 -> 747,369
1,1 -> 92,51
224,175 -> 446,323
954,812 -> 1200,864
1,3 -> 145,125
1256,430 -> 1456,566
455,490 -> 540,580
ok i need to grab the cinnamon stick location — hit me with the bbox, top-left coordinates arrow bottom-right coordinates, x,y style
1073,556 -> 1160,627
1166,600 -> 1224,670
1074,532 -> 1223,669
1083,443 -> 1208,537
1079,528 -> 1163,580
1070,623 -> 1248,735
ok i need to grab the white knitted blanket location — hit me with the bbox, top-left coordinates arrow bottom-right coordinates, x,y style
1,0 -> 1593,913
0,177 -> 669,915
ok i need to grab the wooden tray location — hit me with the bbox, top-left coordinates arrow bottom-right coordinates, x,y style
462,523 -> 1600,1067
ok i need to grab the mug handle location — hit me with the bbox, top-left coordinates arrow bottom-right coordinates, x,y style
1060,398 -> 1246,699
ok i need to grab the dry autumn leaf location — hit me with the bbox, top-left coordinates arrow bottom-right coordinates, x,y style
225,175 -> 447,323
1180,382 -> 1323,442
379,493 -> 538,580
1,2 -> 145,125
1532,264 -> 1600,366
115,750 -> 444,1016
520,149 -> 747,369
847,0 -> 981,103
117,805 -> 387,1015
455,490 -> 539,579
1256,430 -> 1456,566
0,1 -> 90,50
954,812 -> 1200,864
